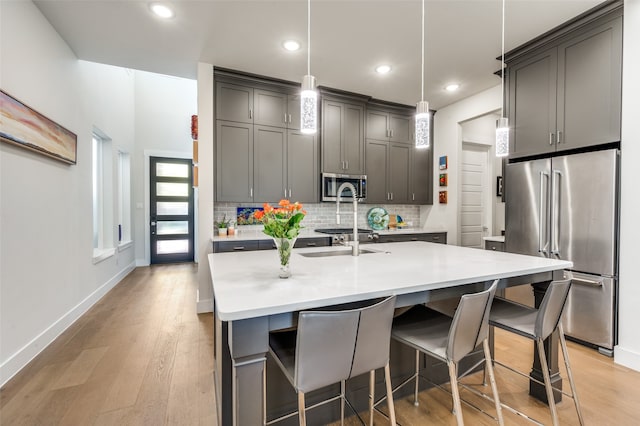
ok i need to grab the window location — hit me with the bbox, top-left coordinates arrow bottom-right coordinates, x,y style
92,129 -> 114,262
118,150 -> 132,247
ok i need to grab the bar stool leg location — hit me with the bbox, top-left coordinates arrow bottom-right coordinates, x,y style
298,392 -> 306,426
369,370 -> 375,426
340,380 -> 345,426
558,324 -> 585,425
483,339 -> 504,426
536,339 -> 560,426
414,349 -> 420,406
384,362 -> 397,425
447,361 -> 464,426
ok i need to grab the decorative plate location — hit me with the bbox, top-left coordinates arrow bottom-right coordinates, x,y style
367,207 -> 389,230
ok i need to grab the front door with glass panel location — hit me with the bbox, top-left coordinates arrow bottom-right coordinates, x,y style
150,157 -> 194,264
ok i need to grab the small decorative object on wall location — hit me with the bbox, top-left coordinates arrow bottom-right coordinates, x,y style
0,90 -> 77,164
439,190 -> 448,204
439,155 -> 448,170
439,173 -> 448,187
496,176 -> 503,197
191,115 -> 198,140
236,207 -> 264,225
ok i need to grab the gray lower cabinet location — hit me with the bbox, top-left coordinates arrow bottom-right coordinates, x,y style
389,143 -> 411,203
365,140 -> 412,204
321,99 -> 365,174
484,240 -> 505,252
364,140 -> 388,203
287,129 -> 318,203
508,10 -> 622,158
373,232 -> 447,244
214,236 -> 331,253
410,143 -> 433,204
216,121 -> 253,202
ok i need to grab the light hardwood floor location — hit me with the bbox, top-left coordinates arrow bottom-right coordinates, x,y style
1,264 -> 639,425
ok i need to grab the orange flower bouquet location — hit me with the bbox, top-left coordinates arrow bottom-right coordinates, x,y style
254,200 -> 306,278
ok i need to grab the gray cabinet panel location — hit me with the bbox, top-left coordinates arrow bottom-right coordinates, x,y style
509,49 -> 557,158
287,94 -> 301,130
254,126 -> 286,202
216,121 -> 253,202
557,16 -> 622,151
254,89 -> 287,128
287,130 -> 318,203
321,100 -> 344,174
389,143 -> 411,203
389,115 -> 412,144
216,83 -> 253,124
366,110 -> 389,140
365,140 -> 388,203
411,145 -> 432,204
343,104 -> 365,174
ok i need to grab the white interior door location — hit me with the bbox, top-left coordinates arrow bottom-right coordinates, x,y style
459,143 -> 490,248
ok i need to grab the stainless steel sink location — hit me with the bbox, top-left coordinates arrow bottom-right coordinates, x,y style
299,248 -> 382,258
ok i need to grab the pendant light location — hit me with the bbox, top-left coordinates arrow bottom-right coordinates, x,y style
496,0 -> 509,157
300,0 -> 317,134
415,0 -> 430,149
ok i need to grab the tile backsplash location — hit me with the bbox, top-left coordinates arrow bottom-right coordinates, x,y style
214,202 -> 421,230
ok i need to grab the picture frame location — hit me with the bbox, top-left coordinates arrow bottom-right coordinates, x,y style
439,190 -> 448,204
439,173 -> 448,187
496,176 -> 503,197
439,155 -> 448,170
0,90 -> 77,165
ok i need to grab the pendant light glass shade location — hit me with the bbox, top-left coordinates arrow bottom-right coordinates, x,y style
415,100 -> 430,149
300,75 -> 317,134
496,117 -> 509,157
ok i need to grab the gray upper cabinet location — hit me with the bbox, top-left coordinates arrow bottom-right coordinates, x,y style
287,130 -> 318,202
254,89 -> 288,128
507,9 -> 622,158
254,126 -> 286,202
321,98 -> 365,174
364,140 -> 388,203
216,121 -> 254,202
287,94 -> 301,130
366,109 -> 412,144
389,143 -> 411,203
364,140 -> 411,204
216,83 -> 253,124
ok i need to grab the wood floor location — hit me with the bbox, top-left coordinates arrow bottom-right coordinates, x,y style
1,264 -> 639,425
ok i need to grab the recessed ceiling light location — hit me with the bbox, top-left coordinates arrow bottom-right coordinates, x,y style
150,3 -> 174,19
445,83 -> 460,92
375,65 -> 392,74
283,40 -> 300,51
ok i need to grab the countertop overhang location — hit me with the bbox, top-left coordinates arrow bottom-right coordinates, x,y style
209,241 -> 572,321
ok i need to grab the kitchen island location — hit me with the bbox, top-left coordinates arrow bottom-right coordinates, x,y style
209,241 -> 572,425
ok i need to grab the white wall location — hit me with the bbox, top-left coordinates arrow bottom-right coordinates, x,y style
132,71 -> 197,265
615,0 -> 640,371
423,85 -> 502,244
0,1 -> 136,385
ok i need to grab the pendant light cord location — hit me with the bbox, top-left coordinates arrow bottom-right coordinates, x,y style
307,0 -> 311,76
421,0 -> 425,102
501,0 -> 505,118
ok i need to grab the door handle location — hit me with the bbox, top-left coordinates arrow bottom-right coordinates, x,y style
551,169 -> 562,256
150,221 -> 156,226
572,277 -> 603,288
539,171 -> 550,254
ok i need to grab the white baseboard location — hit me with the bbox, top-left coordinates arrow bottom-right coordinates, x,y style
0,262 -> 136,387
614,345 -> 640,372
197,289 -> 214,314
135,258 -> 149,267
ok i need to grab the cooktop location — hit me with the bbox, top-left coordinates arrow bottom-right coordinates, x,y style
315,228 -> 371,234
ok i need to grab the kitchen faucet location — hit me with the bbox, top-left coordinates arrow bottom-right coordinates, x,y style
336,182 -> 360,256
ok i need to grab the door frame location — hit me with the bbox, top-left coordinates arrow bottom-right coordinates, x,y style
457,141 -> 494,247
143,149 -> 195,266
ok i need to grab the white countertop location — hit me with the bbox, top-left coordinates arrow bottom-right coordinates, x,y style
211,226 -> 446,242
209,242 -> 571,321
483,236 -> 505,243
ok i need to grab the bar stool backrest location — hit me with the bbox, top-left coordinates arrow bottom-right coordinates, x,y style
534,278 -> 572,340
447,280 -> 498,363
294,296 -> 396,393
350,296 -> 397,378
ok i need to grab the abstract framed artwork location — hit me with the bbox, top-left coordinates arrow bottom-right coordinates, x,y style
0,90 -> 77,164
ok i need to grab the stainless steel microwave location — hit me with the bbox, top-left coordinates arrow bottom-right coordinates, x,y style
321,173 -> 367,201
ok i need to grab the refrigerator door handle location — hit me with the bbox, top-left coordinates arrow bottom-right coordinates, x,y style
539,171 -> 550,254
551,169 -> 562,256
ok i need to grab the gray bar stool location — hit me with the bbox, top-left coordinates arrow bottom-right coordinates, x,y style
390,280 -> 504,426
267,296 -> 397,426
489,276 -> 585,426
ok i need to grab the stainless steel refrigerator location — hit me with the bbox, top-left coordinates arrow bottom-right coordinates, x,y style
505,148 -> 619,355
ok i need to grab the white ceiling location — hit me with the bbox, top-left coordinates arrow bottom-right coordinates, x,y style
34,0 -> 603,109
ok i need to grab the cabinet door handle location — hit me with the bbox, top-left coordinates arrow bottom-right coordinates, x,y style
549,132 -> 555,145
345,160 -> 349,169
250,187 -> 253,198
284,187 -> 287,197
390,192 -> 393,201
249,108 -> 253,119
557,130 -> 563,144
288,114 -> 292,123
412,193 -> 415,201
390,129 -> 394,138
284,113 -> 287,124
288,188 -> 292,198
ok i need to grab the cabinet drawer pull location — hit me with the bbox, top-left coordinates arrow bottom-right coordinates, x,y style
410,238 -> 418,241
432,236 -> 440,240
306,243 -> 317,247
233,246 -> 246,250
